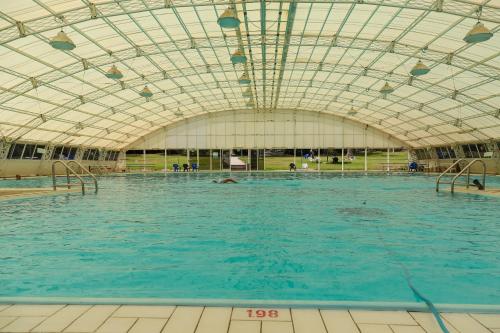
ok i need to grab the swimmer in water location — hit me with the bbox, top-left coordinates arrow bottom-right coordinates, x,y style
212,178 -> 238,184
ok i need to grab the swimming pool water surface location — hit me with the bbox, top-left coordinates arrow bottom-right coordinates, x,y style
0,173 -> 499,305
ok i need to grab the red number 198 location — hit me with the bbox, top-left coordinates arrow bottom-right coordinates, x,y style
246,309 -> 279,318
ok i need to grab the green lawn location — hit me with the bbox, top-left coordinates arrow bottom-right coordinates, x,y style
127,151 -> 408,171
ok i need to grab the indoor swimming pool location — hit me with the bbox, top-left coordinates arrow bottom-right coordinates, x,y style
0,173 -> 499,306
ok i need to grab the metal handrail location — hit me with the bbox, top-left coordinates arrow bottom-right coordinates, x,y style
435,159 -> 465,192
67,160 -> 99,191
451,159 -> 486,193
51,160 -> 98,194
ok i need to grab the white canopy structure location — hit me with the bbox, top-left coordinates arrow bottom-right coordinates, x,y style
0,0 -> 498,150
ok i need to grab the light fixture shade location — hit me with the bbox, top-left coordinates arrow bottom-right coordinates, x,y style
246,101 -> 255,108
410,60 -> 430,76
139,86 -> 153,98
231,50 -> 247,64
174,109 -> 183,117
347,106 -> 357,116
463,22 -> 493,43
50,30 -> 76,50
242,88 -> 252,97
217,7 -> 240,28
105,65 -> 123,79
380,82 -> 394,94
239,73 -> 251,85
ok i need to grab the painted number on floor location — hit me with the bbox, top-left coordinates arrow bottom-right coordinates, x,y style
246,309 -> 279,318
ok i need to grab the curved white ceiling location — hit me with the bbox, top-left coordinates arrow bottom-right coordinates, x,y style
0,0 -> 499,149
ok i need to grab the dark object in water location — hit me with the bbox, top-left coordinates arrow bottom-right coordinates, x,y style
337,207 -> 386,217
472,179 -> 484,190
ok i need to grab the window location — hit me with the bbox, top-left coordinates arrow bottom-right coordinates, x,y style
461,144 -> 484,158
462,144 -> 473,158
67,147 -> 77,160
82,149 -> 91,160
436,146 -> 456,159
8,143 -> 25,159
22,144 -> 36,159
93,150 -> 100,160
52,146 -> 64,160
33,145 -> 45,159
415,149 -> 431,160
476,143 -> 487,158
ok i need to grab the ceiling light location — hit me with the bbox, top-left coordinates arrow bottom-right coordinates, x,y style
231,50 -> 247,64
246,101 -> 255,108
410,60 -> 430,76
347,106 -> 357,116
49,30 -> 76,50
217,7 -> 240,28
380,82 -> 394,94
105,65 -> 123,80
463,22 -> 493,43
174,108 -> 183,117
139,85 -> 153,98
239,73 -> 251,85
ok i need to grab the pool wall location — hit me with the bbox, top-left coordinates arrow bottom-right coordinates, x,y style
1,297 -> 499,314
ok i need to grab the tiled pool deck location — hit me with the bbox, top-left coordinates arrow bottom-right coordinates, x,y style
0,304 -> 499,333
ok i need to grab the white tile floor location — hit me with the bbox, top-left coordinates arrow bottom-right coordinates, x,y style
0,304 -> 498,333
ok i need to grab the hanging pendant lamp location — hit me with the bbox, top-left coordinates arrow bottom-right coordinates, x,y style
410,60 -> 430,76
239,73 -> 251,85
347,106 -> 357,116
217,7 -> 240,28
139,85 -> 153,98
463,22 -> 493,43
49,30 -> 76,50
380,82 -> 394,94
231,50 -> 247,64
105,64 -> 124,80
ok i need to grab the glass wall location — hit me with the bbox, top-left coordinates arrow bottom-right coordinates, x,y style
7,143 -> 25,159
435,146 -> 457,159
198,150 -> 210,170
263,149 -> 294,170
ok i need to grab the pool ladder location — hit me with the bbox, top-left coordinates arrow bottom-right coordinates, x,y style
436,158 -> 486,193
51,160 -> 98,195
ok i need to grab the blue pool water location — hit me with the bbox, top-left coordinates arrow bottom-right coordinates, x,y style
0,173 -> 499,305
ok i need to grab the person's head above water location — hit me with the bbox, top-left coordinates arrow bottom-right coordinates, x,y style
213,178 -> 237,184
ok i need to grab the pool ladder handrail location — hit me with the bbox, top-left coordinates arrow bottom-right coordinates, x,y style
435,159 -> 465,192
51,160 -> 98,195
436,158 -> 486,193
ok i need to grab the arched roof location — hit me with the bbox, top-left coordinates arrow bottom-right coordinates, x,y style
0,0 -> 498,149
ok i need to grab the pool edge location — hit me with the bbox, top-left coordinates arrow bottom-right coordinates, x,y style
0,297 -> 499,313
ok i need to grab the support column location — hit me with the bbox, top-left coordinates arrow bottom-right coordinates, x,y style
143,149 -> 146,172
317,149 -> 321,171
293,148 -> 296,165
197,149 -> 199,169
186,149 -> 190,165
247,149 -> 250,171
263,149 -> 266,171
209,149 -> 213,171
164,147 -> 167,174
387,147 -> 390,172
341,148 -> 344,172
364,147 -> 368,172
